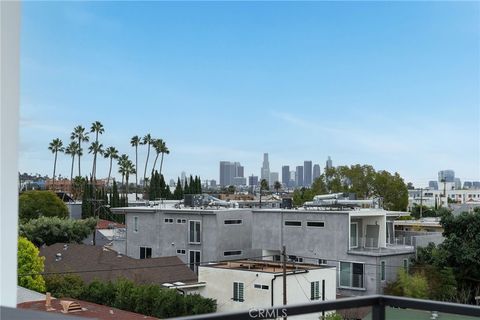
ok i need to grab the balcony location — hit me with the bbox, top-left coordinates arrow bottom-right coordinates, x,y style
348,237 -> 414,256
171,295 -> 480,320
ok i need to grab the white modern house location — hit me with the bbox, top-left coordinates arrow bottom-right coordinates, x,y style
198,260 -> 337,320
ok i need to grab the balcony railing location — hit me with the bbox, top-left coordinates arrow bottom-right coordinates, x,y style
171,295 -> 480,320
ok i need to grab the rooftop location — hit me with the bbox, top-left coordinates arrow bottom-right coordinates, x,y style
40,243 -> 197,285
201,260 -> 333,273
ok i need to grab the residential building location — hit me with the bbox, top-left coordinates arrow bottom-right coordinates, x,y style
296,166 -> 304,187
282,165 -> 290,186
313,164 -> 321,181
304,160 -> 312,187
113,202 -> 414,296
261,153 -> 270,184
408,188 -> 480,209
40,243 -> 198,285
198,260 -> 336,320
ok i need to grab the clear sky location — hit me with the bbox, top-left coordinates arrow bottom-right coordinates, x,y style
20,1 -> 480,187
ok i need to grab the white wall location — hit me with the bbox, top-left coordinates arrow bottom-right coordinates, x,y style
198,266 -> 336,320
0,0 -> 21,307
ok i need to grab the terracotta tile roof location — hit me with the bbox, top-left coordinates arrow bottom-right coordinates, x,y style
40,243 -> 197,285
18,298 -> 158,320
96,219 -> 125,229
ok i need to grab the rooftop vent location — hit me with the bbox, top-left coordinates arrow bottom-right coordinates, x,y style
63,244 -> 68,250
55,253 -> 62,261
173,282 -> 185,286
162,283 -> 174,288
60,300 -> 83,314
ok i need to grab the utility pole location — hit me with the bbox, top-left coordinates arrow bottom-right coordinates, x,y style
282,245 -> 287,307
420,188 -> 423,218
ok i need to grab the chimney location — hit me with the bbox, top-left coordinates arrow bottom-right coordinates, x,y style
45,292 -> 55,311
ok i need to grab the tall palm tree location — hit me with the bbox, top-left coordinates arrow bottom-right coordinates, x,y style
124,160 -> 136,195
65,141 -> 80,182
274,181 -> 282,194
141,134 -> 152,187
130,135 -> 140,199
104,146 -> 119,187
48,138 -> 64,190
70,125 -> 89,177
159,140 -> 169,176
151,139 -> 162,173
118,154 -> 129,194
90,121 -> 104,180
88,141 -> 104,180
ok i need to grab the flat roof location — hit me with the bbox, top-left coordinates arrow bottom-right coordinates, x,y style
200,260 -> 334,273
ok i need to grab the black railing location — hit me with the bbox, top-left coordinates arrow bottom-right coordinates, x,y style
172,295 -> 480,320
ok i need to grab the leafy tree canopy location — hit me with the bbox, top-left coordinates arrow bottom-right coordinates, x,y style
20,216 -> 97,246
18,237 -> 46,292
19,190 -> 68,222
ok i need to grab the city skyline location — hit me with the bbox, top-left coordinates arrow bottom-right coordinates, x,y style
19,2 -> 479,187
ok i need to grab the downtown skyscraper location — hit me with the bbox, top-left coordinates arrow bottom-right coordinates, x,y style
261,153 -> 270,184
304,160 -> 312,187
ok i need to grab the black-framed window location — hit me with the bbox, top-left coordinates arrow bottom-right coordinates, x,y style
140,247 -> 152,259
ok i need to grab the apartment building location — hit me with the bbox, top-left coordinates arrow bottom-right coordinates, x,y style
112,205 -> 414,296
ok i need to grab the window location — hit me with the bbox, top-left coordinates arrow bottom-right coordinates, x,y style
310,281 -> 320,300
189,220 -> 201,244
224,250 -> 242,256
307,221 -> 325,228
164,218 -> 174,224
381,261 -> 386,281
133,216 -> 138,232
340,262 -> 364,288
176,249 -> 186,255
177,218 -> 186,224
403,259 -> 409,271
288,255 -> 303,263
233,282 -> 244,302
318,259 -> 328,265
140,247 -> 152,259
350,222 -> 358,248
284,221 -> 302,227
189,250 -> 201,272
254,284 -> 269,290
224,219 -> 242,225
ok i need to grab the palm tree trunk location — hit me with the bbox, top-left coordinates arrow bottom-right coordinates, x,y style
70,155 -> 75,182
78,138 -> 82,177
135,146 -> 138,200
143,143 -> 150,187
152,153 -> 159,174
52,151 -> 57,191
107,157 -> 113,188
121,174 -> 125,196
159,153 -> 165,175
92,152 -> 97,181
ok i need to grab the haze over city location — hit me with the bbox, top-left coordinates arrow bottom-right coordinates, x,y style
19,1 -> 479,186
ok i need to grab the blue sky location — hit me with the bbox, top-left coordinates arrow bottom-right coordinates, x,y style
20,1 -> 479,186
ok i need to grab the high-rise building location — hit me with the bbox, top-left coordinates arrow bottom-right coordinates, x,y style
454,178 -> 462,190
282,166 -> 290,186
304,161 -> 312,187
326,156 -> 333,170
261,153 -> 270,184
210,180 -> 217,188
313,164 -> 321,181
249,175 -> 259,187
290,171 -> 296,187
220,161 -> 244,186
296,166 -> 304,187
233,177 -> 247,186
428,181 -> 439,190
438,170 -> 455,183
270,172 -> 279,186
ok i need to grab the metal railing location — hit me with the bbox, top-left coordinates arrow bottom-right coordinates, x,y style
171,295 -> 480,320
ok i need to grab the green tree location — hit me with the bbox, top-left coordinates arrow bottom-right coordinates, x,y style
130,135 -> 141,198
18,237 -> 46,292
89,121 -> 105,180
384,269 -> 428,299
274,181 -> 282,194
373,171 -> 408,211
19,190 -> 68,222
70,125 -> 89,177
45,274 -> 85,298
48,138 -> 64,190
65,141 -> 80,182
173,178 -> 184,200
20,216 -> 97,246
